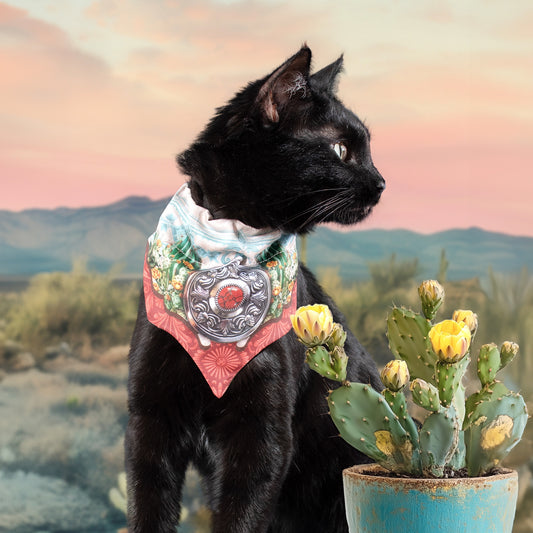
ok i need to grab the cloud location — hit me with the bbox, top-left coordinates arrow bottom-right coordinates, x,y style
2,7 -> 185,150
0,3 -> 196,210
1,0 -> 532,237
84,0 -> 321,49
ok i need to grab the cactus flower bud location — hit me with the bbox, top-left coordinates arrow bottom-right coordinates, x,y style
380,359 -> 410,392
327,323 -> 347,350
331,345 -> 348,381
429,319 -> 471,363
410,378 -> 441,412
290,304 -> 334,347
500,341 -> 519,369
452,309 -> 478,335
418,280 -> 444,320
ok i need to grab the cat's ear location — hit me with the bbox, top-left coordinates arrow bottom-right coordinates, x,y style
256,46 -> 312,124
310,55 -> 344,94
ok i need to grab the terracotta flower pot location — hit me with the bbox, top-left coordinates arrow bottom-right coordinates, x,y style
343,464 -> 518,533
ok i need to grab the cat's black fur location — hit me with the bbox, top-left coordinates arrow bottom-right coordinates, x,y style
126,46 -> 386,533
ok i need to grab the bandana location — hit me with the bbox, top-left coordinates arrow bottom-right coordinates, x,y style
143,184 -> 298,397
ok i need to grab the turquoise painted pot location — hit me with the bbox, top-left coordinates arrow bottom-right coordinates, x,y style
343,464 -> 518,533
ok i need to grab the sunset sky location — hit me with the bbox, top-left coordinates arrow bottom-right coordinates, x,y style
1,0 -> 532,236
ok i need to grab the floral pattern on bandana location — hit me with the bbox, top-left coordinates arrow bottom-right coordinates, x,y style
144,184 -> 298,397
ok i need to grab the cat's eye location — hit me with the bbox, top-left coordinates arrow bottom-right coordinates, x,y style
332,142 -> 348,161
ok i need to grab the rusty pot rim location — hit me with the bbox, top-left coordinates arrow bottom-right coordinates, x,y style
343,463 -> 517,487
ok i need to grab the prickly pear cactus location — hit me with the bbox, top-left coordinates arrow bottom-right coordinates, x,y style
291,281 -> 528,479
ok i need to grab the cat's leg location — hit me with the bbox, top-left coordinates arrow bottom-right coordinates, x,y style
125,410 -> 190,533
269,443 -> 353,533
204,389 -> 294,533
125,302 -> 197,533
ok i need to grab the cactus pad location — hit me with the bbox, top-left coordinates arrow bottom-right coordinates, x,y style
328,383 -> 418,474
387,307 -> 436,383
436,356 -> 469,408
464,381 -> 511,427
476,344 -> 501,386
410,378 -> 441,413
305,345 -> 343,381
383,389 -> 419,448
419,407 -> 460,477
464,392 -> 528,476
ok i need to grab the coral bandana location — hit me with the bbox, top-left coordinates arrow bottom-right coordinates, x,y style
144,184 -> 298,397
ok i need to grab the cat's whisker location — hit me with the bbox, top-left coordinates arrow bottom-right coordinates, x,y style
292,198 -> 343,229
282,197 -> 339,227
283,190 -> 350,223
261,187 -> 349,208
294,190 -> 352,231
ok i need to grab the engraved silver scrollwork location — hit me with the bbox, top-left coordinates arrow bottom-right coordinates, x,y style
183,259 -> 271,343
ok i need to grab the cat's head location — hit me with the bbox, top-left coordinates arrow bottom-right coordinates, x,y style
177,46 -> 385,234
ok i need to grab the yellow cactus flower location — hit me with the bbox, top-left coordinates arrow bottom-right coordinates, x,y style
429,319 -> 471,363
290,304 -> 334,347
380,359 -> 410,392
452,309 -> 478,335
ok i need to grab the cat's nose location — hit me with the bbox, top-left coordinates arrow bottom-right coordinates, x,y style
372,170 -> 386,195
370,165 -> 386,193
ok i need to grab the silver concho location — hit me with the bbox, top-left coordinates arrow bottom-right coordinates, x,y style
183,259 -> 271,347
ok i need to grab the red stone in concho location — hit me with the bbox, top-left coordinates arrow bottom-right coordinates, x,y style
217,285 -> 244,310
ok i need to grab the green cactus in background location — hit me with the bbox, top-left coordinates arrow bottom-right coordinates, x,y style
291,280 -> 528,478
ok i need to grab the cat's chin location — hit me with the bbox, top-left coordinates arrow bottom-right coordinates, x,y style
330,204 -> 375,227
357,205 -> 374,220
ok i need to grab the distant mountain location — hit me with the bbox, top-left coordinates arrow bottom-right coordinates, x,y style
0,197 -> 531,281
0,196 -> 169,275
306,227 -> 533,281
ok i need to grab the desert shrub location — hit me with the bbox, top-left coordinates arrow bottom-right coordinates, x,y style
6,260 -> 139,358
318,254 -> 420,364
479,267 -> 533,395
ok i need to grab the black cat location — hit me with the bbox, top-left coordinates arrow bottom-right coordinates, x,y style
126,46 -> 385,533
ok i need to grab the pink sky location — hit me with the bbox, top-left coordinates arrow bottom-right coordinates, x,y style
1,1 -> 532,236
